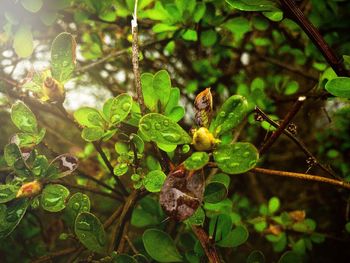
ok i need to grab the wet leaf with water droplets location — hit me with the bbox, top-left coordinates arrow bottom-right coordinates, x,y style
184,152 -> 209,170
159,164 -> 204,221
41,184 -> 70,212
64,193 -> 90,228
209,95 -> 248,136
0,199 -> 30,239
51,32 -> 76,82
11,101 -> 38,133
75,212 -> 106,254
144,170 -> 166,193
104,93 -> 133,124
213,142 -> 259,174
0,185 -> 18,204
140,113 -> 191,145
74,107 -> 104,128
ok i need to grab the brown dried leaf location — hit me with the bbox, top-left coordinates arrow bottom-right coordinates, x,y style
159,164 -> 205,221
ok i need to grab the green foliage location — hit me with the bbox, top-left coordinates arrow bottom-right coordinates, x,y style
325,77 -> 350,98
41,184 -> 70,212
142,229 -> 182,262
139,113 -> 192,145
213,143 -> 259,174
75,212 -> 107,254
184,152 -> 209,170
0,1 -> 348,261
51,32 -> 76,83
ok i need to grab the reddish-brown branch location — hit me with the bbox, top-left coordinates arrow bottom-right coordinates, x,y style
259,96 -> 306,155
280,0 -> 349,77
192,226 -> 221,263
252,167 -> 350,190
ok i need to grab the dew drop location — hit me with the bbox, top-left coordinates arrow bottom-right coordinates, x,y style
154,123 -> 162,130
73,202 -> 80,210
230,162 -> 239,168
219,111 -> 226,117
77,221 -> 92,231
6,213 -> 18,222
163,120 -> 169,126
122,102 -> 131,111
111,114 -> 121,123
217,156 -> 230,162
140,123 -> 150,131
243,151 -> 250,157
249,160 -> 257,167
162,133 -> 180,143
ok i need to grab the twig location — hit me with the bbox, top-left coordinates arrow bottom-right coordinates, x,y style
192,226 -> 221,263
109,190 -> 140,253
280,0 -> 349,77
55,180 -> 124,201
255,107 -> 338,179
259,96 -> 306,155
131,0 -> 146,114
125,235 -> 139,254
30,247 -> 78,263
252,167 -> 350,190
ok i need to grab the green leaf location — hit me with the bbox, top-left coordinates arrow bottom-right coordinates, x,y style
345,222 -> 350,233
204,173 -> 230,203
182,29 -> 198,41
107,94 -> 133,124
141,73 -> 157,111
41,184 -> 70,212
11,101 -> 38,133
153,23 -> 179,33
278,251 -> 302,263
325,77 -> 350,98
16,128 -> 46,147
21,0 -> 43,13
224,17 -> 251,41
141,70 -> 172,111
82,127 -> 105,142
214,142 -> 259,174
0,199 -> 30,239
74,107 -> 104,127
142,229 -> 182,262
51,32 -> 76,82
247,250 -> 265,263
268,197 -> 280,214
210,95 -> 248,136
113,163 -> 128,176
153,70 -> 172,108
193,2 -> 206,22
65,193 -> 90,228
13,25 -> 34,58
75,212 -> 107,254
0,185 -> 18,204
184,152 -> 209,170
217,225 -> 249,247
200,30 -> 217,47
130,133 -> 144,153
263,11 -> 283,21
185,207 -> 205,226
209,214 -> 232,241
139,113 -> 192,145
4,143 -> 22,166
164,88 -> 180,115
144,170 -> 166,192
166,106 -> 185,122
226,0 -> 279,12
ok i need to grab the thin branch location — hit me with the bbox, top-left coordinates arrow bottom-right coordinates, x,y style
255,107 -> 338,179
252,167 -> 350,190
259,96 -> 306,155
280,0 -> 349,77
192,226 -> 221,263
30,247 -> 79,263
131,0 -> 146,114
